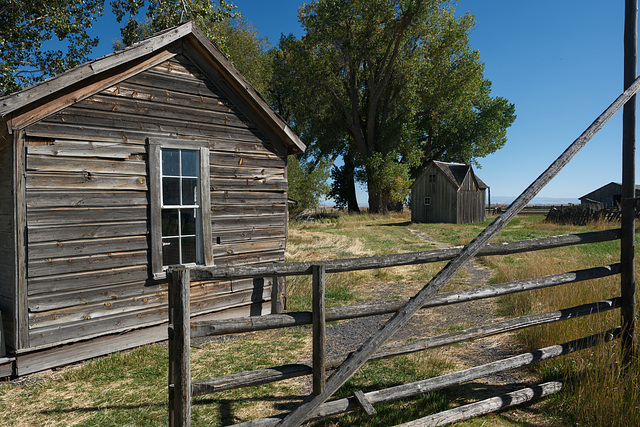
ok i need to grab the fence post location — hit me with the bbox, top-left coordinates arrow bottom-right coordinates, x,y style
168,266 -> 191,427
271,275 -> 285,314
622,0 -> 637,366
312,264 -> 326,395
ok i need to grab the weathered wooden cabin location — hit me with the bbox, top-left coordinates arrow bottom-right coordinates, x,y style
0,22 -> 305,377
579,182 -> 640,209
411,161 -> 487,224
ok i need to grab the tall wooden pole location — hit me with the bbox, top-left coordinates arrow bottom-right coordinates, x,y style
168,267 -> 192,427
621,0 -> 637,366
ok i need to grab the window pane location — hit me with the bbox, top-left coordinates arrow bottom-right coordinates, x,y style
181,209 -> 197,235
181,150 -> 199,177
163,177 -> 180,205
182,236 -> 197,264
162,149 -> 180,176
162,209 -> 179,236
182,178 -> 198,205
162,237 -> 180,265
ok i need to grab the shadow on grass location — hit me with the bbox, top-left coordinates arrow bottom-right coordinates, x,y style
369,221 -> 412,227
37,380 -> 561,426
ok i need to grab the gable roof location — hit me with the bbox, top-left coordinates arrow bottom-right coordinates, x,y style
430,161 -> 488,190
0,21 -> 305,155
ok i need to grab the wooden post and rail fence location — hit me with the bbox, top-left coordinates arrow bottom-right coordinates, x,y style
167,2 -> 638,424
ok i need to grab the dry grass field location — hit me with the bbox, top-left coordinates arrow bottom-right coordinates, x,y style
0,211 -> 637,426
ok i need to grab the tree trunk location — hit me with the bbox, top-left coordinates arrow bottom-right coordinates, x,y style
343,154 -> 360,212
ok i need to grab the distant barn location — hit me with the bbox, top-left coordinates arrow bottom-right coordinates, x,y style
579,182 -> 640,209
0,22 -> 305,377
411,161 -> 487,224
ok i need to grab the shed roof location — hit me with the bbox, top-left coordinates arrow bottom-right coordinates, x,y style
0,21 -> 305,155
579,182 -> 640,199
432,161 -> 488,190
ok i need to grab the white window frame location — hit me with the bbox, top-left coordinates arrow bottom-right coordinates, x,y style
148,138 -> 213,279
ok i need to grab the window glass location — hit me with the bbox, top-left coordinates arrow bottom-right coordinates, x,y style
162,237 -> 180,266
181,150 -> 199,177
162,149 -> 180,176
162,209 -> 179,236
181,209 -> 197,235
161,148 -> 201,266
181,237 -> 197,264
182,178 -> 198,205
162,177 -> 180,205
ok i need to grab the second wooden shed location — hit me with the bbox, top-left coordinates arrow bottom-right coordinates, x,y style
411,161 -> 487,224
0,22 -> 305,377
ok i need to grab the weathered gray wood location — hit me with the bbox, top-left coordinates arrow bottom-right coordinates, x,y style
79,92 -> 254,130
26,154 -> 146,175
27,206 -> 147,225
0,119 -> 16,352
27,221 -> 147,243
15,130 -> 28,350
353,390 -> 376,417
621,0 -> 637,366
27,249 -> 148,278
271,276 -> 285,314
398,381 -> 563,426
27,265 -> 149,295
26,190 -> 148,208
25,140 -> 146,159
28,235 -> 148,260
200,146 -> 214,267
235,329 -> 619,426
312,265 -> 326,396
189,229 -> 621,281
26,171 -> 147,191
168,266 -> 191,427
279,76 -> 640,427
190,264 -> 620,338
0,357 -> 14,378
191,298 -> 619,396
10,47 -> 180,130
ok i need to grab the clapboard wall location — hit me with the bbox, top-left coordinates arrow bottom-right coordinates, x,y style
21,55 -> 286,349
457,173 -> 486,224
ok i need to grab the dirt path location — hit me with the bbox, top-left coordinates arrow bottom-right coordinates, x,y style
324,227 -> 558,426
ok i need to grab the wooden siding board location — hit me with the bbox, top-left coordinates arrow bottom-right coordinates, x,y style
27,266 -> 149,295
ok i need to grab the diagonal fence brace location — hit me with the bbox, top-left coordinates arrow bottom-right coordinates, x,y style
277,75 -> 640,427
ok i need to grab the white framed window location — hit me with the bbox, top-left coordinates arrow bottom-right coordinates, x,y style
149,138 -> 213,279
424,197 -> 431,206
161,148 -> 201,265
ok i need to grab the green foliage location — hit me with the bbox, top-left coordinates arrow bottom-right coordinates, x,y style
272,0 -> 516,213
0,0 -> 103,96
287,155 -> 331,219
111,0 -> 238,50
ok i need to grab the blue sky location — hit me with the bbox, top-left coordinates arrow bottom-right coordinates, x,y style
91,1 -> 637,204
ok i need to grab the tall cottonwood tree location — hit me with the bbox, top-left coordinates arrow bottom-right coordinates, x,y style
273,0 -> 515,213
